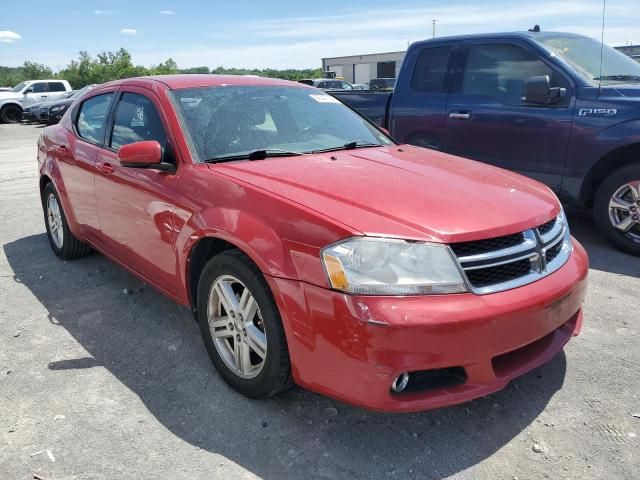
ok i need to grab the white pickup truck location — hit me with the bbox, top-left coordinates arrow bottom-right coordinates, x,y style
0,79 -> 72,123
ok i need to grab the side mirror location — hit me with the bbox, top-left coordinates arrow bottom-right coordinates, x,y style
118,141 -> 170,170
522,75 -> 567,105
23,88 -> 33,94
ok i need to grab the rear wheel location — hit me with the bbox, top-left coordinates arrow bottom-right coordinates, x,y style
42,182 -> 92,259
197,250 -> 293,398
0,104 -> 22,124
594,164 -> 640,256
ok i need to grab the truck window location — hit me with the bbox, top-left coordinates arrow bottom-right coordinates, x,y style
31,82 -> 49,93
411,46 -> 452,92
461,43 -> 569,106
48,82 -> 66,92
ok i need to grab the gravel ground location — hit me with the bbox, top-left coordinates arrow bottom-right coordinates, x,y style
0,123 -> 638,480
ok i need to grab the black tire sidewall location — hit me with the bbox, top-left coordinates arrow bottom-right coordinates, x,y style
1,105 -> 22,124
196,251 -> 291,398
594,164 -> 640,256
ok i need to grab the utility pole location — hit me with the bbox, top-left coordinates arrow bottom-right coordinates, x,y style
432,19 -> 437,38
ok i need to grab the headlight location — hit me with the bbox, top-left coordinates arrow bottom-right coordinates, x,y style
50,105 -> 66,113
321,237 -> 468,295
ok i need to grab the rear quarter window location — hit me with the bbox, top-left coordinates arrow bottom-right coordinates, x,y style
411,46 -> 453,92
48,82 -> 67,92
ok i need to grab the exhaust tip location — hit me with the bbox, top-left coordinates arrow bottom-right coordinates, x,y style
391,372 -> 410,393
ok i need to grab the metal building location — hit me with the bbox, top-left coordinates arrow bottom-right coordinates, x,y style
615,45 -> 640,62
321,51 -> 406,84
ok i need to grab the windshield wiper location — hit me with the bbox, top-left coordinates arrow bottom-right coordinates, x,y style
204,148 -> 303,164
593,75 -> 640,82
311,140 -> 383,154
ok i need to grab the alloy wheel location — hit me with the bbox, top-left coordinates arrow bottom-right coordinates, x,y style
207,275 -> 267,379
47,193 -> 64,249
608,180 -> 640,243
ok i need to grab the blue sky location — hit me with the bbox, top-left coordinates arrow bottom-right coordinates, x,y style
0,0 -> 638,70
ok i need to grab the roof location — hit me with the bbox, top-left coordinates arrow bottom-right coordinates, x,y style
99,74 -> 307,90
411,31 -> 589,47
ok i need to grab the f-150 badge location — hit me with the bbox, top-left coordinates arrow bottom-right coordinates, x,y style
578,108 -> 617,117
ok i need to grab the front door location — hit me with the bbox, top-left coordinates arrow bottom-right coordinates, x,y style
444,41 -> 574,190
94,89 -> 180,294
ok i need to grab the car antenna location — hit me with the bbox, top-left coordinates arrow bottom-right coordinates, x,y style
597,0 -> 607,96
528,25 -> 540,33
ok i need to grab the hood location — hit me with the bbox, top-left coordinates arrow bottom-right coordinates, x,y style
598,84 -> 640,100
210,145 -> 560,243
0,91 -> 19,100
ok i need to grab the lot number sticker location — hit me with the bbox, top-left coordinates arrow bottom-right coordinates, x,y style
309,94 -> 341,104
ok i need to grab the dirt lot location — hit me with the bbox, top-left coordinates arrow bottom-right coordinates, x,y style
0,123 -> 638,480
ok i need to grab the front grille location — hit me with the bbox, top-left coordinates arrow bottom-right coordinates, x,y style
545,241 -> 562,263
451,215 -> 570,294
537,218 -> 556,235
465,259 -> 532,288
450,232 -> 524,257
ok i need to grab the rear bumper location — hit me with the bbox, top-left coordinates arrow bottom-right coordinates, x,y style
268,239 -> 588,412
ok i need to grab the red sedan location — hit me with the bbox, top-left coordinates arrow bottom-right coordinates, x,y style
37,75 -> 588,412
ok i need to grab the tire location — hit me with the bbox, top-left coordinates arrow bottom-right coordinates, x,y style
197,250 -> 293,398
0,104 -> 23,124
42,182 -> 92,259
594,164 -> 640,256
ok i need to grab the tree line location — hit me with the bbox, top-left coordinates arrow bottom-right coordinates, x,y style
0,48 -> 324,89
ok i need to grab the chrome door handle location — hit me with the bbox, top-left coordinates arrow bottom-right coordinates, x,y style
449,112 -> 472,120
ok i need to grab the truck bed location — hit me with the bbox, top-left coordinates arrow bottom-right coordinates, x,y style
329,90 -> 392,127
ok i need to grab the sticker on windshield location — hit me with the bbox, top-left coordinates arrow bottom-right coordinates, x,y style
309,94 -> 340,104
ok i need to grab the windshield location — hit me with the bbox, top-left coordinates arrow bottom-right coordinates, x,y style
537,35 -> 640,85
11,81 -> 28,93
170,85 -> 393,162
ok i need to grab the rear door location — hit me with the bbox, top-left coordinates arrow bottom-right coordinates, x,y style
388,42 -> 459,150
94,88 -> 180,293
444,40 -> 574,189
47,81 -> 69,100
56,90 -> 116,240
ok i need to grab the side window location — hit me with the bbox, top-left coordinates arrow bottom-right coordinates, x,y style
31,82 -> 49,93
461,43 -> 570,106
341,82 -> 353,90
76,93 -> 114,144
317,81 -> 327,89
48,82 -> 66,92
110,93 -> 167,150
411,46 -> 452,92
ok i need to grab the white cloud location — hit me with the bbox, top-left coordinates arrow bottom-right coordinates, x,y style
0,30 -> 21,43
94,10 -> 119,15
160,10 -> 175,15
121,28 -> 138,36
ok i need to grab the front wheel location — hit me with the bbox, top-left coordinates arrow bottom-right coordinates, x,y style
594,164 -> 640,256
196,250 -> 293,398
0,104 -> 22,124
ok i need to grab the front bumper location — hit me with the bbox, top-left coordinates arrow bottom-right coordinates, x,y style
268,239 -> 588,412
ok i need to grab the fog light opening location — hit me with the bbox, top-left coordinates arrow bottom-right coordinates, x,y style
391,372 -> 410,393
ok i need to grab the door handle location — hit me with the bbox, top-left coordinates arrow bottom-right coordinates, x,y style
40,95 -> 48,99
96,161 -> 115,174
449,111 -> 472,120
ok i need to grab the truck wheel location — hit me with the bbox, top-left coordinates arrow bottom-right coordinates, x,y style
42,182 -> 92,259
196,250 -> 293,398
0,104 -> 23,124
594,164 -> 640,256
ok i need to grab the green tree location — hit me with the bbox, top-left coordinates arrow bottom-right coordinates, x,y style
21,61 -> 53,80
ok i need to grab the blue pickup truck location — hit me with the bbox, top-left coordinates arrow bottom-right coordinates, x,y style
333,31 -> 640,256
